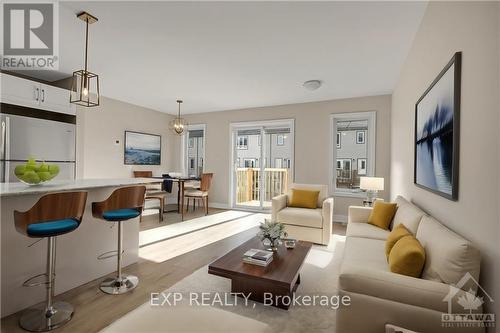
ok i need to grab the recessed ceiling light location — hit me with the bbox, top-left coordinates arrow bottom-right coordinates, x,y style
303,80 -> 322,91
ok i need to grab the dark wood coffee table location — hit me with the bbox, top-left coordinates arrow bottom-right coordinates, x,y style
208,237 -> 312,310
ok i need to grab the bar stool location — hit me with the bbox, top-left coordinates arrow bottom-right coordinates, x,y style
92,186 -> 146,295
13,191 -> 88,332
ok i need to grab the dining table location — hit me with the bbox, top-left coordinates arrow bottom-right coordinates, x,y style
149,176 -> 201,221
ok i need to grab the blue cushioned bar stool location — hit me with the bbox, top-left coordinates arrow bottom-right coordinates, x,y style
13,191 -> 88,332
92,186 -> 146,294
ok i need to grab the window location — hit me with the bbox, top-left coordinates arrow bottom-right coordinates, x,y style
283,158 -> 291,169
189,158 -> 195,169
188,138 -> 194,148
357,158 -> 367,175
275,158 -> 283,168
277,134 -> 285,146
184,126 -> 205,177
237,136 -> 248,149
243,158 -> 256,168
331,111 -> 376,196
356,131 -> 365,144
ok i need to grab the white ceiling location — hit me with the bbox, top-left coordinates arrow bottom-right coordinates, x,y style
27,1 -> 427,114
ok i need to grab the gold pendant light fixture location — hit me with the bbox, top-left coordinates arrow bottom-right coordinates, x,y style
70,12 -> 100,107
169,100 -> 188,135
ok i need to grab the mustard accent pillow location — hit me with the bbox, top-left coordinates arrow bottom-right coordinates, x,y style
388,235 -> 426,278
367,201 -> 398,230
288,189 -> 320,209
385,224 -> 411,259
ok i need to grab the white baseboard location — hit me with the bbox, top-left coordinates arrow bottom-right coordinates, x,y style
333,214 -> 347,224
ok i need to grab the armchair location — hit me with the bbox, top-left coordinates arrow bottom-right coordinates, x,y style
271,183 -> 333,245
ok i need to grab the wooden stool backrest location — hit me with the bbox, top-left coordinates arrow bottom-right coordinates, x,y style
14,191 -> 88,236
92,186 -> 146,219
200,173 -> 213,192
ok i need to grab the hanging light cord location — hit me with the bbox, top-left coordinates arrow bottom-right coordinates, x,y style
84,17 -> 89,73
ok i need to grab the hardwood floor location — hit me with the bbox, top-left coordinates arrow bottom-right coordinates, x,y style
139,204 -> 225,231
1,221 -> 347,333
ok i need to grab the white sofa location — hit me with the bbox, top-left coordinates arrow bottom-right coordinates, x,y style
271,183 -> 333,245
337,196 -> 483,333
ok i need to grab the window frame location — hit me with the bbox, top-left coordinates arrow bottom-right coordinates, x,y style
330,111 -> 376,198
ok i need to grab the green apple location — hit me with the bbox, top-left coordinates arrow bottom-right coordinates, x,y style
39,163 -> 49,172
14,165 -> 26,176
48,165 -> 59,175
27,157 -> 36,165
37,171 -> 52,182
22,171 -> 40,184
25,163 -> 36,171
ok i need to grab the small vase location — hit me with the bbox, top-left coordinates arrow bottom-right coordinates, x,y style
263,238 -> 279,251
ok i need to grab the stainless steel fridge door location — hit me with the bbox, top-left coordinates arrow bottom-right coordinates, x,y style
5,161 -> 75,183
1,114 -> 75,162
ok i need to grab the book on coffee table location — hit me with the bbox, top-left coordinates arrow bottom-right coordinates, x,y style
242,249 -> 273,266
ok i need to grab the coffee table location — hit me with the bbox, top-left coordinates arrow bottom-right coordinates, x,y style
208,237 -> 312,310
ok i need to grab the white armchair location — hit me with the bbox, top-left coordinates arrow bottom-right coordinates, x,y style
271,183 -> 333,245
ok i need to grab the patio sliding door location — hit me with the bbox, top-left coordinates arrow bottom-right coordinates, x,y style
231,120 -> 294,210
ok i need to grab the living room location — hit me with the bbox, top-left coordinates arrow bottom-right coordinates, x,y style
0,1 -> 499,333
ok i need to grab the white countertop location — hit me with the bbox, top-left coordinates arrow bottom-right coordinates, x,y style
0,178 -> 162,197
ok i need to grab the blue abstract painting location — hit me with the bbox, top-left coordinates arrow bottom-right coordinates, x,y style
124,131 -> 161,165
415,53 -> 460,200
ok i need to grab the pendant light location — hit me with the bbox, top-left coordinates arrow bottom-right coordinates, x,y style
169,100 -> 189,135
70,12 -> 100,107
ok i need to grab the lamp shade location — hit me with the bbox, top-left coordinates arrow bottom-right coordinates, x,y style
360,177 -> 384,191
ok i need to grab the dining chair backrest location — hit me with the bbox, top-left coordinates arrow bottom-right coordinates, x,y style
133,171 -> 153,178
14,191 -> 88,236
92,186 -> 146,219
200,173 -> 213,192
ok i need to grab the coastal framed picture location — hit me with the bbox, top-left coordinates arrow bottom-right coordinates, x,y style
414,52 -> 461,200
124,131 -> 161,165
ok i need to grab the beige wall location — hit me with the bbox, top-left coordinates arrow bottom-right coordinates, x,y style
76,96 -> 178,179
391,1 -> 500,319
184,95 -> 392,220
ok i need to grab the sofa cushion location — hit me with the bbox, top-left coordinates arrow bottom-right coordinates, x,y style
343,237 -> 389,271
277,207 -> 323,229
346,222 -> 390,240
385,224 -> 411,258
388,235 -> 426,278
392,196 -> 426,234
368,201 -> 398,230
288,183 -> 328,208
288,189 -> 320,209
416,216 -> 481,293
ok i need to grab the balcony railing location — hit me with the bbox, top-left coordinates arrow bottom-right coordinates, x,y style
236,168 -> 289,204
336,169 -> 361,189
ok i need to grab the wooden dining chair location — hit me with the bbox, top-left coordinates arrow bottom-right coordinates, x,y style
133,170 -> 166,222
185,173 -> 213,215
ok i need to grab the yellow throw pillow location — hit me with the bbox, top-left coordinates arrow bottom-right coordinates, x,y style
385,224 -> 411,259
368,201 -> 398,230
388,235 -> 426,278
288,189 -> 320,209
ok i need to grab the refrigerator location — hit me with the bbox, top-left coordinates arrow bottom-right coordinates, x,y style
0,113 -> 76,182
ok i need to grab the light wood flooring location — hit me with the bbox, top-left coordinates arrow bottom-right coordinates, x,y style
1,216 -> 346,333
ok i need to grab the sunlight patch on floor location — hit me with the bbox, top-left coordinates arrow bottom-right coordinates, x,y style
139,213 -> 268,263
139,210 -> 256,247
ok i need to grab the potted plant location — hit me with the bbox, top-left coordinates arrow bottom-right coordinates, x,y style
258,219 -> 287,251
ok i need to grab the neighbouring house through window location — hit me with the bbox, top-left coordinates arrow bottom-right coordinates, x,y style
331,111 -> 376,196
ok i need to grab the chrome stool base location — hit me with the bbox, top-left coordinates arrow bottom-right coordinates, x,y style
19,301 -> 73,332
99,275 -> 138,295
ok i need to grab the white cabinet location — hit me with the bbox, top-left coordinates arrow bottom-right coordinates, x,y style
0,73 -> 76,115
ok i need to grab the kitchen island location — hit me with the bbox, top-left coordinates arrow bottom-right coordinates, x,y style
0,178 -> 161,317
